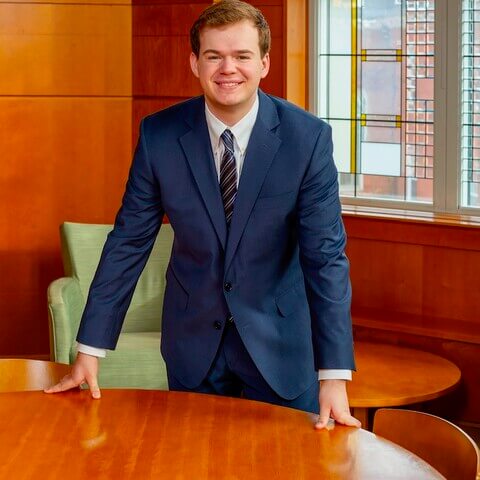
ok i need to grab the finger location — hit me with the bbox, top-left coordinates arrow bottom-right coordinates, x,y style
334,411 -> 362,428
315,409 -> 332,430
86,376 -> 101,399
44,375 -> 78,394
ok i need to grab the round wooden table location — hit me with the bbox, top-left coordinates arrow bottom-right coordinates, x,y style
348,341 -> 461,429
0,389 -> 443,479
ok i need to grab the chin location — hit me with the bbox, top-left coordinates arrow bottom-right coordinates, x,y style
212,96 -> 244,108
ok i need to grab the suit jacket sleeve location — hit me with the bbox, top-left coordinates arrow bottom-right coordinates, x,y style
76,118 -> 164,349
297,122 -> 355,371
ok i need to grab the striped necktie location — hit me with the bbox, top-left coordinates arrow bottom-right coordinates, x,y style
220,129 -> 237,225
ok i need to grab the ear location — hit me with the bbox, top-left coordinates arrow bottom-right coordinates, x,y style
260,53 -> 270,79
190,52 -> 200,78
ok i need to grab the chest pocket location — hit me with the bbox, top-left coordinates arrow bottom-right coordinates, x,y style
254,191 -> 295,210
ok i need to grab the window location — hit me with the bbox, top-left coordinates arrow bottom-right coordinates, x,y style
462,0 -> 480,208
310,0 -> 480,213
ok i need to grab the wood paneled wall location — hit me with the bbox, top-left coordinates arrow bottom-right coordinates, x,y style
344,214 -> 480,423
0,0 -> 133,355
3,0 -> 478,426
1,1 -> 286,356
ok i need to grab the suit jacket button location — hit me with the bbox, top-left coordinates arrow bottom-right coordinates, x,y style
227,315 -> 234,324
224,282 -> 232,292
213,321 -> 222,330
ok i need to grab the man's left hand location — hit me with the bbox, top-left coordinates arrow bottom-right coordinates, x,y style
315,379 -> 361,429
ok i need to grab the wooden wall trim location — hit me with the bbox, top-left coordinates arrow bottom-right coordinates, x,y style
343,214 -> 480,251
285,0 -> 307,108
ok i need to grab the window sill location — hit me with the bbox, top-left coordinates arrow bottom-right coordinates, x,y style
341,204 -> 480,229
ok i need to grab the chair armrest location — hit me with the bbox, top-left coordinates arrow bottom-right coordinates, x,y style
47,277 -> 85,364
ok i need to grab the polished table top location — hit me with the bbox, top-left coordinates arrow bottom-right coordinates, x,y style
348,341 -> 461,408
0,389 -> 444,479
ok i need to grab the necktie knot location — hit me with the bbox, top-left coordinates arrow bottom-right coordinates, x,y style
221,129 -> 235,155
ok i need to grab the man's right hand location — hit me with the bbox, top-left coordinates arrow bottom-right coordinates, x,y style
44,352 -> 101,399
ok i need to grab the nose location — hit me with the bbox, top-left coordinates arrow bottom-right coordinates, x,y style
220,56 -> 236,74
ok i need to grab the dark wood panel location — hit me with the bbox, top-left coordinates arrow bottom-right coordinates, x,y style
343,214 -> 480,251
132,97 -> 188,146
423,247 -> 480,322
0,4 -> 131,96
347,238 -> 424,315
132,13 -> 284,97
133,0 -> 214,4
133,5 -> 282,38
345,216 -> 480,325
132,0 -> 282,5
260,41 -> 283,97
133,37 -> 283,98
249,0 -> 283,6
0,252 -> 63,356
132,52 -> 283,97
133,4 -> 212,36
133,36 -> 202,97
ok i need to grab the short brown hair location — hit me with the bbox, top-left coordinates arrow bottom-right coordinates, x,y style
190,0 -> 271,58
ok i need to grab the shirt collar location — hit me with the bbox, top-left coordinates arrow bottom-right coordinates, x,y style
205,94 -> 259,156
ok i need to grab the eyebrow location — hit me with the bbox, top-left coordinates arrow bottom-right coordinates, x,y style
202,49 -> 255,56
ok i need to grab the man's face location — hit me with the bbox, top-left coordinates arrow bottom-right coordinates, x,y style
190,20 -> 270,123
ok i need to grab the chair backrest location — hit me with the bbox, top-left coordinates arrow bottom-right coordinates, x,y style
0,359 -> 72,392
60,222 -> 174,333
373,408 -> 480,480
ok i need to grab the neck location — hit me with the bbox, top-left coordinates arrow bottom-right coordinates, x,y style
205,97 -> 256,127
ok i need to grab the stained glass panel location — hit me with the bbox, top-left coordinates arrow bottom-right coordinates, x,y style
317,0 -> 435,203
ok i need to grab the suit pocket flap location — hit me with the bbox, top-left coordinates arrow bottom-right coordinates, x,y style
275,283 -> 303,317
255,191 -> 295,210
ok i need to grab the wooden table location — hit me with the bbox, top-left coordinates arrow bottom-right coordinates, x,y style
0,389 -> 444,479
348,341 -> 462,429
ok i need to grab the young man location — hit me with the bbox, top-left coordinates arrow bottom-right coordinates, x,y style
46,0 -> 360,429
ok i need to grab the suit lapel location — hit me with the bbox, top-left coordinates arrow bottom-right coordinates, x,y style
224,92 -> 282,272
179,98 -> 227,251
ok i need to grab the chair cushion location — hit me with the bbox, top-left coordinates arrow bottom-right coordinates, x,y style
61,222 -> 174,333
72,332 -> 168,390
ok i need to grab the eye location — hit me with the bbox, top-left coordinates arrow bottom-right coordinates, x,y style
238,55 -> 251,61
207,55 -> 221,61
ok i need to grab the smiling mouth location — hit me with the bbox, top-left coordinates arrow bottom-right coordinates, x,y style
216,81 -> 243,88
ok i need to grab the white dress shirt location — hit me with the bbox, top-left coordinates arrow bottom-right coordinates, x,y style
78,93 -> 351,381
204,95 -> 259,184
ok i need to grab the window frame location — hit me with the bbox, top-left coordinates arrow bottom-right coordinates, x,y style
307,0 -> 479,216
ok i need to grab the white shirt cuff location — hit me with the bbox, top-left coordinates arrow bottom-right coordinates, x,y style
318,369 -> 352,381
77,342 -> 107,358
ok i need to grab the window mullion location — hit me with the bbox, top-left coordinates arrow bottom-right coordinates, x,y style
445,0 -> 462,213
433,0 -> 448,212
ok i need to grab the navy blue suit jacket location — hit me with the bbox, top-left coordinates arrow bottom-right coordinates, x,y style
77,91 -> 355,399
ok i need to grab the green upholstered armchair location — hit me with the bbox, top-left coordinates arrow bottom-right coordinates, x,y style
47,222 -> 174,389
